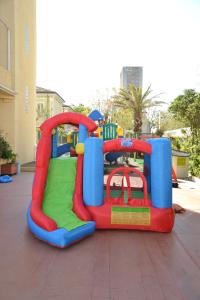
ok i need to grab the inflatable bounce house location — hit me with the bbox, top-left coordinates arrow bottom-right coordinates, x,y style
27,111 -> 175,248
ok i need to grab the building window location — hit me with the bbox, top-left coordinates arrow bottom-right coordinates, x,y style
37,103 -> 44,113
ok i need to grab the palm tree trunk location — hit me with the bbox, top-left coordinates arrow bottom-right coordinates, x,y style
134,112 -> 142,135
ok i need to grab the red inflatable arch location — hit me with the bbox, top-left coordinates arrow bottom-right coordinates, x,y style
103,138 -> 152,154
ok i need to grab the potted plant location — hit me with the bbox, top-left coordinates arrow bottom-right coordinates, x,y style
0,135 -> 18,176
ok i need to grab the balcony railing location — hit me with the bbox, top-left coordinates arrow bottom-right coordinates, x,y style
0,19 -> 11,70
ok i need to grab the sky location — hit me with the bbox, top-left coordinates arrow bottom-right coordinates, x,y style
36,0 -> 200,106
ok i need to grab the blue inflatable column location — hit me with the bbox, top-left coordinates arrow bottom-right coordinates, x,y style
83,138 -> 104,206
147,138 -> 172,208
51,128 -> 58,158
144,153 -> 151,193
78,124 -> 88,143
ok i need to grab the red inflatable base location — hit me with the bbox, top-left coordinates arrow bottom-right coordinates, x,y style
87,203 -> 175,233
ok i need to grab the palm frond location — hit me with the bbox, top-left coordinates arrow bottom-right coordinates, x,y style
112,83 -> 165,133
142,85 -> 152,100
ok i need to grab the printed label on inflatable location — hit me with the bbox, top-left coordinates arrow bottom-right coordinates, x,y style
111,207 -> 150,226
121,138 -> 133,147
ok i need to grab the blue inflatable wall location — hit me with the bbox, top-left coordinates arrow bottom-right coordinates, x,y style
83,138 -> 104,206
147,138 -> 172,208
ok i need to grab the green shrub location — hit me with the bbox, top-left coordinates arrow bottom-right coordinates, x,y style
170,130 -> 200,177
0,135 -> 16,163
180,131 -> 200,177
171,136 -> 181,150
155,129 -> 164,137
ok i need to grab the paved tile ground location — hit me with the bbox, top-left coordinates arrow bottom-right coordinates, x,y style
0,173 -> 200,300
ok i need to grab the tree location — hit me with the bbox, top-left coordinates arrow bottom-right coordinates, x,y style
159,111 -> 187,131
113,84 -> 163,134
169,89 -> 200,130
145,107 -> 160,132
71,104 -> 91,116
111,108 -> 133,130
169,89 -> 200,177
92,96 -> 134,129
155,128 -> 164,137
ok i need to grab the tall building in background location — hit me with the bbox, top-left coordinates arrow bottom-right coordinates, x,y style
120,66 -> 143,89
0,0 -> 36,163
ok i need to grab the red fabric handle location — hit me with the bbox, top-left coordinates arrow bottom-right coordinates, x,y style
106,166 -> 149,206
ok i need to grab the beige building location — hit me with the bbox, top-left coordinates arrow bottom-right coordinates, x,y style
36,87 -> 72,141
0,0 -> 36,164
36,87 -> 66,127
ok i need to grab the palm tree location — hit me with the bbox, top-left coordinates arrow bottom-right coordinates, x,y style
113,84 -> 163,135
